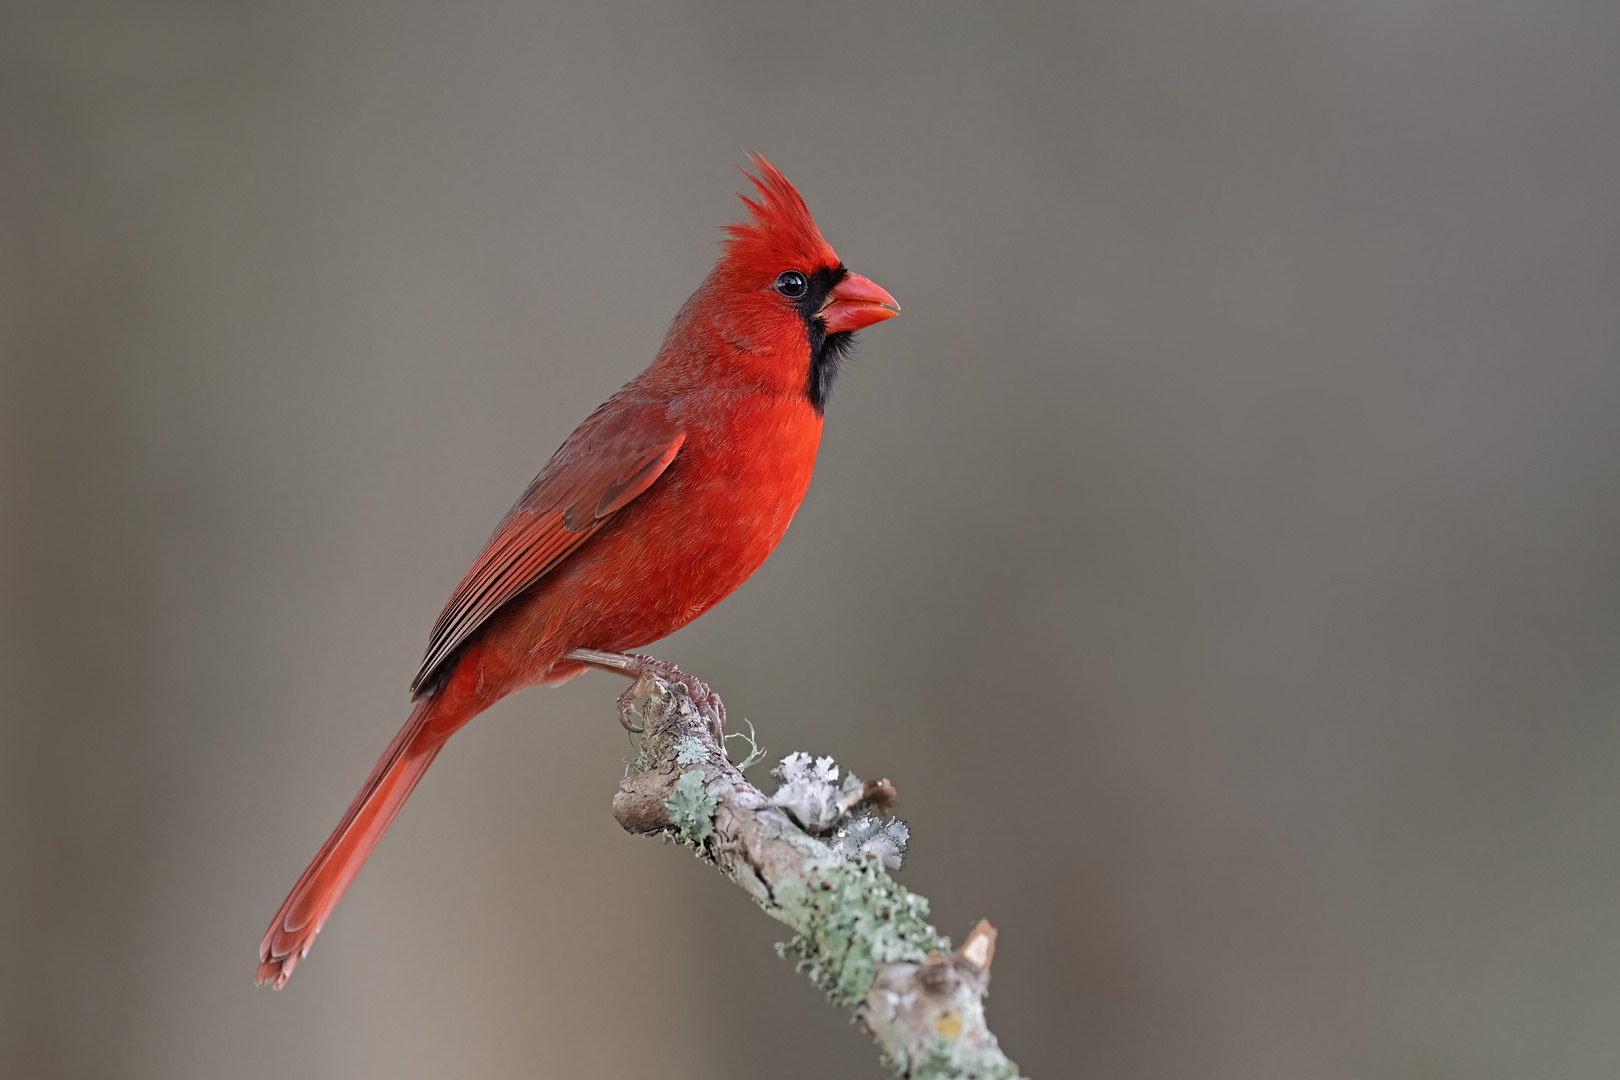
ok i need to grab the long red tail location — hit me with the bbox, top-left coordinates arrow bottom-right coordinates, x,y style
257,697 -> 449,989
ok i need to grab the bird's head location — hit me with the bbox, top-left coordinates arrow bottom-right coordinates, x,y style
706,154 -> 899,412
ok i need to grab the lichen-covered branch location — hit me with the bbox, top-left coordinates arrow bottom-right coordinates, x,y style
604,674 -> 1026,1080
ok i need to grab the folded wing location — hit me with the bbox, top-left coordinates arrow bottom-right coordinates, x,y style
411,403 -> 685,695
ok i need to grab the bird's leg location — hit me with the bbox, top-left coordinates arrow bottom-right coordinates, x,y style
565,648 -> 727,733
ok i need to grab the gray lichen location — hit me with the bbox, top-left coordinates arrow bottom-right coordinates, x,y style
768,753 -> 906,872
829,813 -> 910,870
770,751 -> 845,831
906,1035 -> 1026,1080
773,855 -> 950,1009
674,735 -> 710,765
624,734 -> 656,776
663,768 -> 718,843
723,718 -> 768,771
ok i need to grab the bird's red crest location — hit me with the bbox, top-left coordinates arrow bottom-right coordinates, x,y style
720,154 -> 839,281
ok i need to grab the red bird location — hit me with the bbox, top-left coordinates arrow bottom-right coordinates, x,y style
257,156 -> 899,988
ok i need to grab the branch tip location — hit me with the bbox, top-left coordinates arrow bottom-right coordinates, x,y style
959,919 -> 998,971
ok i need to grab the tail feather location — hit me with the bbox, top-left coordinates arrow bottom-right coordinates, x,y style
257,697 -> 446,989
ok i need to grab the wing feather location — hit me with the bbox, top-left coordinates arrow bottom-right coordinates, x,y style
410,405 -> 684,695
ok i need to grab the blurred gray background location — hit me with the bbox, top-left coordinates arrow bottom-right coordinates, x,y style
3,1 -> 1619,1077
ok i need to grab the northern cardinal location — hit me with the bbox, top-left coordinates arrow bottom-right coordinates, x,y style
257,156 -> 899,988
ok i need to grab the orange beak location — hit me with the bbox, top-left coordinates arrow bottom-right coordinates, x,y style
820,271 -> 900,334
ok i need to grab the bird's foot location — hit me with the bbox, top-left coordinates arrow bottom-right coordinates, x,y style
564,648 -> 727,733
615,677 -> 650,733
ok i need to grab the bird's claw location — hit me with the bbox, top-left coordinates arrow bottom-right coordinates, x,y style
633,658 -> 726,730
616,674 -> 652,733
566,648 -> 726,732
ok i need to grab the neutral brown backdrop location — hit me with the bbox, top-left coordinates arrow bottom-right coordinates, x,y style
4,2 -> 1619,1077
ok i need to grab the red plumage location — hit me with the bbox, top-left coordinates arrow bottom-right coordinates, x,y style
257,156 -> 898,988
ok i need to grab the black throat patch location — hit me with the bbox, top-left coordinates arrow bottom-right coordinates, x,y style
791,264 -> 855,414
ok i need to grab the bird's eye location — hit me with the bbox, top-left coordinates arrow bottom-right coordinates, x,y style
774,270 -> 809,299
